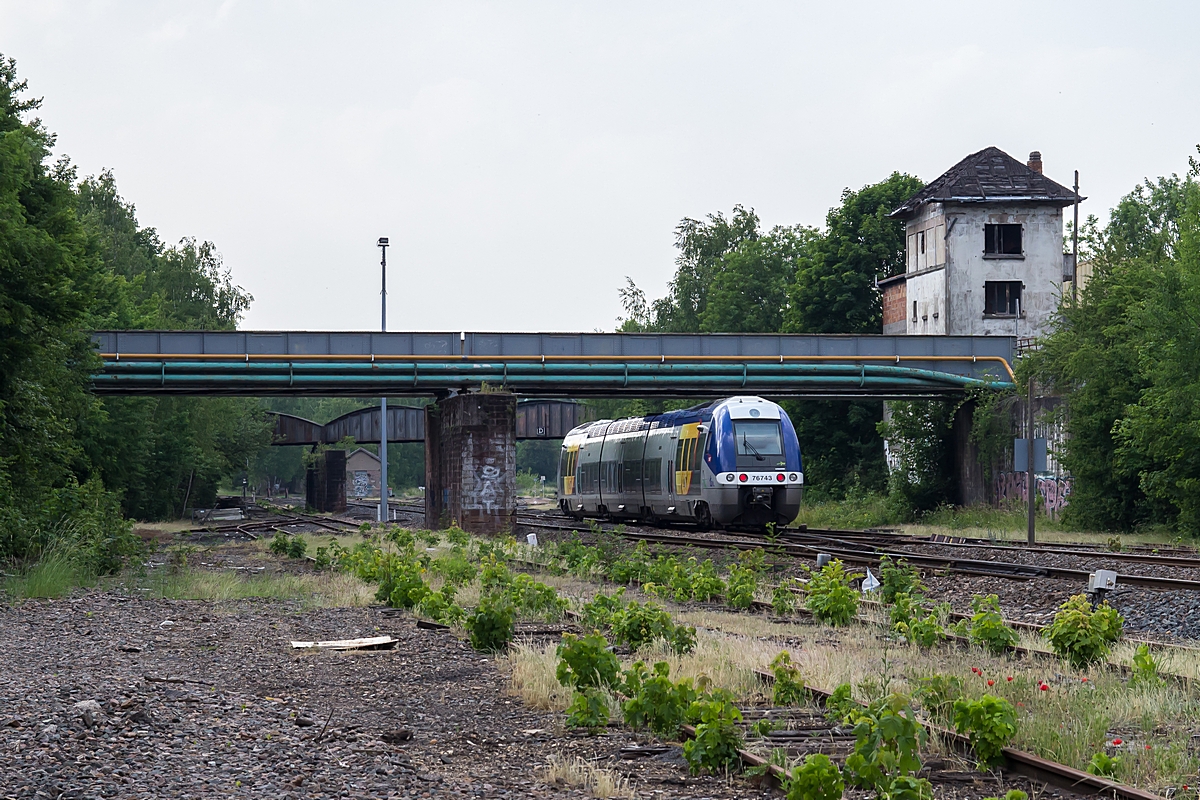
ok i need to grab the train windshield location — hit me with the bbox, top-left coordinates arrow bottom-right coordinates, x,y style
734,420 -> 783,457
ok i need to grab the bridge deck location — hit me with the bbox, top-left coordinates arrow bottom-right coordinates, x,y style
90,331 -> 1015,398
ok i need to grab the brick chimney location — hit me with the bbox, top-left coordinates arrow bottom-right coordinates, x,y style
1027,151 -> 1043,174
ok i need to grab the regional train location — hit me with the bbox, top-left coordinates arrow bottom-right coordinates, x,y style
556,396 -> 803,529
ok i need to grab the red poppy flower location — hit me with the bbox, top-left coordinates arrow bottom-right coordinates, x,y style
1040,684 -> 1049,691
1006,676 -> 1013,681
987,679 -> 994,686
1113,739 -> 1123,745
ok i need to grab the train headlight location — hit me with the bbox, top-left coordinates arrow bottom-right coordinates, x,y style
789,473 -> 799,482
776,473 -> 785,482
739,473 -> 748,482
724,473 -> 735,483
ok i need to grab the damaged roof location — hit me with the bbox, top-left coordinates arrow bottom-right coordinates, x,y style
890,146 -> 1080,219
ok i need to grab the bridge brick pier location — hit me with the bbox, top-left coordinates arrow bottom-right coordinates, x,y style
424,394 -> 516,535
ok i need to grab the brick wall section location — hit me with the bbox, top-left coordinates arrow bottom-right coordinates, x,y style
425,393 -> 516,535
306,449 -> 346,513
882,281 -> 907,330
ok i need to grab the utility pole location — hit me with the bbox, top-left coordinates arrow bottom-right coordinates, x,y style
1072,171 -> 1081,304
1027,374 -> 1036,545
378,237 -> 389,523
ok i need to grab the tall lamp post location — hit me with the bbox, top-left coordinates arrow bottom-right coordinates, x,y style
378,237 -> 389,523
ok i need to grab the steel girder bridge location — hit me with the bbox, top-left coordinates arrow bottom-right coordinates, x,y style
89,331 -> 1016,398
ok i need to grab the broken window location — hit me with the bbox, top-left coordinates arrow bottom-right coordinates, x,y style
984,281 -> 1023,315
984,224 -> 1022,256
918,231 -> 926,255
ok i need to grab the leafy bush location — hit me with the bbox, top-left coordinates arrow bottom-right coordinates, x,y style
377,554 -> 429,609
1130,644 -> 1165,687
445,524 -> 470,546
669,557 -> 726,602
879,555 -> 925,605
416,586 -> 465,625
312,544 -> 333,571
621,661 -> 698,736
286,535 -> 307,559
885,775 -> 934,800
952,694 -> 1017,767
430,551 -> 477,586
667,623 -> 698,655
825,683 -> 857,725
894,599 -> 942,649
611,600 -> 696,654
914,674 -> 963,723
683,689 -> 744,775
507,573 -> 567,619
782,753 -> 844,800
479,553 -> 512,590
1086,751 -> 1121,778
581,589 -> 627,630
889,591 -> 922,629
565,687 -> 609,731
772,582 -> 797,616
770,651 -> 807,706
965,594 -> 1018,654
982,792 -> 1028,800
843,693 -> 927,796
1044,594 -> 1124,668
725,565 -> 758,609
466,594 -> 515,652
805,559 -> 860,626
269,531 -> 290,556
556,633 -> 621,689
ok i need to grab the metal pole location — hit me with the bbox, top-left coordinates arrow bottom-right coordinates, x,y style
378,238 -> 389,523
1027,373 -> 1036,545
1072,170 -> 1080,304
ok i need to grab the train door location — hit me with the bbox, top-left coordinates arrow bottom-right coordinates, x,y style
674,423 -> 703,496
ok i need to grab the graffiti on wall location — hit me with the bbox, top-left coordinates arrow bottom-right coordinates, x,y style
352,470 -> 371,498
994,472 -> 1073,516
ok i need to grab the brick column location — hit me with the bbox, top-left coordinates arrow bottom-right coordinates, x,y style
424,393 -> 516,535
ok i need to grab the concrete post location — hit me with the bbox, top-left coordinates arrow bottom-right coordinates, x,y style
423,393 -> 516,534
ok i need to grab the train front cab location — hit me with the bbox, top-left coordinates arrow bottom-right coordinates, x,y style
701,397 -> 803,527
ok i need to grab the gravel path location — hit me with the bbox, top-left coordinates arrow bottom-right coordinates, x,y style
0,593 -> 782,799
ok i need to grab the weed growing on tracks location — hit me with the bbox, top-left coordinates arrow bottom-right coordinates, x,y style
540,754 -> 631,798
144,568 -> 376,607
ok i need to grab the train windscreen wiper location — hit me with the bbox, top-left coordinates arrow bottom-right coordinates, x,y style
743,433 -> 766,461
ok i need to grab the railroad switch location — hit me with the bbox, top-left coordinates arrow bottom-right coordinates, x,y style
1086,569 -> 1118,605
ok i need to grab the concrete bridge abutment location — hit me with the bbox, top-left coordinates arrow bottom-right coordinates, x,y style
424,393 -> 516,535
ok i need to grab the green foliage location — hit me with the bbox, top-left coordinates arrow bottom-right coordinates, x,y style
312,545 -> 333,571
466,594 -> 515,652
1044,594 -> 1125,668
611,600 -> 696,654
555,633 -> 621,689
782,753 -> 844,800
843,693 -> 928,798
825,683 -> 857,725
879,556 -> 925,605
772,582 -> 797,615
682,689 -> 744,776
1087,751 -> 1122,778
286,535 -> 307,559
269,531 -> 290,555
581,589 -> 627,630
506,573 -> 567,620
805,559 -> 860,626
565,687 -> 609,732
416,586 -> 465,626
725,564 -> 758,609
877,400 -> 956,517
892,595 -> 942,649
430,551 -> 477,586
981,792 -> 1027,800
377,553 -> 429,609
965,594 -> 1018,655
1030,148 -> 1200,531
445,525 -> 469,547
668,557 -> 726,603
1131,644 -> 1165,687
770,651 -> 807,706
953,695 -> 1017,767
914,674 -> 963,723
620,661 -> 698,737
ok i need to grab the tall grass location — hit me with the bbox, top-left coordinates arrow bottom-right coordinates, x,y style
145,568 -> 376,607
2,538 -> 98,600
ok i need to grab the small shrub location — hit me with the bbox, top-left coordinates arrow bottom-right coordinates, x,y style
416,586 -> 465,625
1044,594 -> 1124,668
268,531 -> 290,556
825,683 -> 857,725
889,591 -> 922,629
982,792 -> 1028,800
430,552 -> 477,586
667,623 -> 698,656
621,661 -> 697,736
581,589 -> 627,629
782,753 -> 844,800
805,559 -> 860,626
507,573 -> 567,619
772,582 -> 797,616
467,594 -> 515,652
966,594 -> 1018,655
952,694 -> 1017,767
895,603 -> 942,649
725,565 -> 757,610
670,557 -> 726,603
312,545 -> 333,571
286,535 -> 307,559
770,651 -> 807,706
1086,751 -> 1121,778
879,555 -> 925,605
914,674 -> 963,723
683,689 -> 744,775
886,775 -> 934,800
1130,644 -> 1165,687
445,525 -> 470,547
611,600 -> 675,650
565,687 -> 610,732
479,553 -> 512,590
843,693 -> 926,793
556,633 -> 621,689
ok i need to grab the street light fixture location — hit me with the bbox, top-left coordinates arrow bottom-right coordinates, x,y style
378,237 -> 389,523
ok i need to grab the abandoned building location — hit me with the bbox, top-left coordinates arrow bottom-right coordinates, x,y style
881,147 -> 1080,338
345,448 -> 382,500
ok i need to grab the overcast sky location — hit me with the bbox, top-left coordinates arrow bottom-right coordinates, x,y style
4,1 -> 1199,333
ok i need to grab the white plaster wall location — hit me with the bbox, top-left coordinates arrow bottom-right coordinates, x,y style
906,271 -> 946,334
943,205 -> 1063,338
